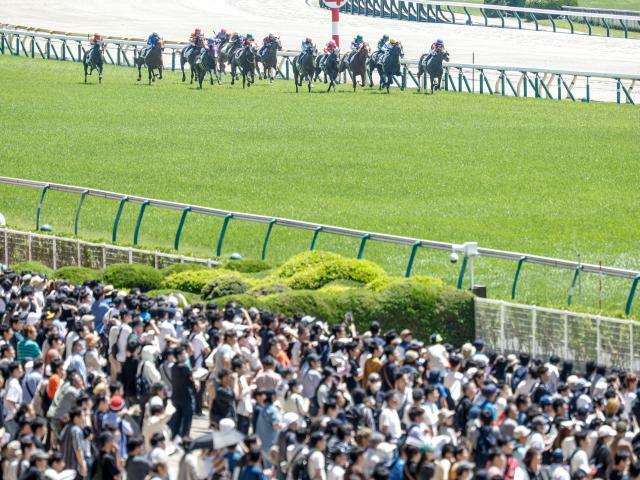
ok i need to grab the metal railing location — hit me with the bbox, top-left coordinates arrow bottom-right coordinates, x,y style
320,0 -> 640,37
475,297 -> 640,371
2,176 -> 640,315
0,227 -> 219,271
1,26 -> 638,104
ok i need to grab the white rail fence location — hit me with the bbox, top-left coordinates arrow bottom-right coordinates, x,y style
0,228 -> 219,271
475,297 -> 640,371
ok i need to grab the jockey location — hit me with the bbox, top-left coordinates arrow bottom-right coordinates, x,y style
142,32 -> 159,57
347,34 -> 363,62
89,33 -> 103,45
258,33 -> 276,56
428,38 -> 445,58
299,37 -> 314,66
196,37 -> 216,64
320,39 -> 338,67
377,34 -> 389,53
230,32 -> 243,49
185,28 -> 205,57
214,28 -> 229,44
243,33 -> 255,48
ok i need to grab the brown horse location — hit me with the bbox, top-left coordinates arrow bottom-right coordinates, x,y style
340,43 -> 370,92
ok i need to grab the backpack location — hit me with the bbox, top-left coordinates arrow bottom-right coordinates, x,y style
136,362 -> 151,398
511,366 -> 528,391
290,448 -> 313,480
474,426 -> 497,465
344,404 -> 364,430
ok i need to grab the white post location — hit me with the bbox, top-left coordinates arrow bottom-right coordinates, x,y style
102,244 -> 107,269
596,316 -> 601,365
28,232 -> 32,261
154,252 -> 159,269
128,248 -> 133,264
531,306 -> 537,358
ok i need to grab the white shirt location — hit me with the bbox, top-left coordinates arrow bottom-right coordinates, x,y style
190,332 -> 208,369
444,370 -> 464,403
570,449 -> 589,476
158,320 -> 176,352
551,464 -> 570,480
236,375 -> 253,417
426,344 -> 449,370
327,464 -> 345,480
308,450 -> 327,480
116,324 -> 132,363
379,406 -> 402,441
3,377 -> 22,420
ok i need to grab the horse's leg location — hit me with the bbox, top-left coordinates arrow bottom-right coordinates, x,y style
352,72 -> 357,93
181,60 -> 186,82
159,66 -> 163,80
84,63 -> 88,83
98,65 -> 102,84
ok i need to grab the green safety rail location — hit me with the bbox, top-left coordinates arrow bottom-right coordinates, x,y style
2,176 -> 640,314
2,27 -> 639,105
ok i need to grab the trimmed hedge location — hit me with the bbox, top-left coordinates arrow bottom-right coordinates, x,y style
102,263 -> 163,292
276,251 -> 344,278
202,274 -> 252,299
55,266 -> 103,284
11,261 -> 55,278
224,259 -> 273,274
145,289 -> 202,305
367,275 -> 444,292
160,262 -> 211,277
247,282 -> 291,297
162,269 -> 235,294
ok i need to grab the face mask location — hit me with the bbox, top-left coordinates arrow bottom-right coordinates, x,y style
371,382 -> 382,392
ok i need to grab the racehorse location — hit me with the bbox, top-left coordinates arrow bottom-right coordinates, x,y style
195,46 -> 221,89
321,51 -> 340,92
367,50 -> 383,88
83,41 -> 105,84
135,40 -> 164,85
379,42 -> 404,93
340,43 -> 370,92
417,49 -> 450,93
314,54 -> 327,82
256,37 -> 282,82
180,45 -> 198,83
230,45 -> 257,88
218,41 -> 240,76
292,47 -> 316,93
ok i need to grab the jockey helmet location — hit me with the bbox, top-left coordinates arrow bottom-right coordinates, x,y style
246,33 -> 253,39
152,32 -> 158,37
356,34 -> 363,40
305,37 -> 312,43
94,33 -> 101,38
436,39 -> 444,46
382,34 -> 389,39
207,38 -> 215,45
220,28 -> 227,34
195,28 -> 202,34
328,40 -> 337,48
389,38 -> 397,44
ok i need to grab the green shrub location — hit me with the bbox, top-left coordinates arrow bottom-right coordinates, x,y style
224,259 -> 274,274
162,269 -> 235,294
285,258 -> 386,290
367,275 -> 444,292
247,282 -> 291,297
102,263 -> 163,292
55,266 -> 103,284
160,262 -> 212,277
202,274 -> 251,299
276,251 -> 344,278
11,261 -> 55,278
526,0 -> 576,12
145,289 -> 202,305
432,288 -> 476,346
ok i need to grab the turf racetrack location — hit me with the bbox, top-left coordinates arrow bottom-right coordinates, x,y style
0,55 -> 639,314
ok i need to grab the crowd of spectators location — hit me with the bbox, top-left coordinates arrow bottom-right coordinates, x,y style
1,266 -> 640,480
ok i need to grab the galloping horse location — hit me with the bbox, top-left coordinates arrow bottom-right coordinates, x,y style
83,41 -> 105,84
195,46 -> 221,89
256,37 -> 282,82
340,43 -> 370,92
292,47 -> 316,93
418,49 -> 450,93
218,41 -> 240,76
180,45 -> 198,83
135,40 -> 164,85
379,42 -> 404,93
321,51 -> 340,92
230,45 -> 257,88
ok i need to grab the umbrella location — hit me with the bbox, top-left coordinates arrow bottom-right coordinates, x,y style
191,429 -> 246,451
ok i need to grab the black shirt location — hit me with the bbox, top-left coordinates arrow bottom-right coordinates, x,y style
171,361 -> 196,403
121,357 -> 139,397
96,452 -> 120,480
210,382 -> 236,423
18,467 -> 42,480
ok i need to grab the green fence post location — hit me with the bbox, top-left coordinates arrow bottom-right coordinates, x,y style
133,200 -> 150,246
174,207 -> 191,250
112,196 -> 128,242
511,256 -> 526,300
404,241 -> 421,278
35,184 -> 50,230
216,214 -> 234,257
261,219 -> 277,260
356,234 -> 370,259
1,32 -> 4,55
310,227 -> 322,251
73,189 -> 89,236
567,265 -> 582,306
456,256 -> 468,289
625,274 -> 640,316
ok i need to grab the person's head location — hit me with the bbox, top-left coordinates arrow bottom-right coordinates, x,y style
99,431 -> 115,452
23,325 -> 37,340
487,448 -> 506,469
408,406 -> 425,425
48,452 -> 65,472
218,368 -> 233,387
524,447 -> 541,470
30,450 -> 49,472
385,390 -> 400,409
8,361 -> 23,379
309,431 -> 326,452
69,406 -> 83,425
126,436 -> 145,457
152,461 -> 169,479
224,330 -> 237,346
614,451 -> 631,471
150,432 -> 166,448
463,381 -> 477,399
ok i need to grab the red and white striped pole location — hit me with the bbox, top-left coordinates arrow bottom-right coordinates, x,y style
325,0 -> 343,47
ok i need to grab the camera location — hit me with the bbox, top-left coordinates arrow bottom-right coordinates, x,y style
449,252 -> 459,264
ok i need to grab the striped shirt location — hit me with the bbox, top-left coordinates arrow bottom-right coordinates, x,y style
17,338 -> 41,361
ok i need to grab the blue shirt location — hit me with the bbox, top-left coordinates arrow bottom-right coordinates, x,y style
91,299 -> 110,333
389,458 -> 405,480
255,403 -> 281,451
70,352 -> 87,383
22,370 -> 42,403
238,465 -> 266,480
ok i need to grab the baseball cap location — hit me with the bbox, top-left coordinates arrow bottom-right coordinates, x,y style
598,425 -> 616,438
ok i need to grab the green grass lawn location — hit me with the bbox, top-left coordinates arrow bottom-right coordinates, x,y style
0,54 -> 639,315
444,0 -> 640,10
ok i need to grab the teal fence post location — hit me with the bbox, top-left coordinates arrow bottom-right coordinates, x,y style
456,256 -> 468,289
216,214 -> 234,257
35,184 -> 50,230
112,196 -> 128,242
261,219 -> 277,260
404,240 -> 421,278
310,227 -> 322,250
625,274 -> 640,316
73,189 -> 89,236
357,234 -> 370,259
567,265 -> 582,306
133,200 -> 150,246
174,207 -> 191,250
511,256 -> 526,300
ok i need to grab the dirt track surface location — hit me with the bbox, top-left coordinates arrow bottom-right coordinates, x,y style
1,0 -> 639,73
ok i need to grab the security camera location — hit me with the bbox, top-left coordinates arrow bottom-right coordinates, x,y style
449,252 -> 459,264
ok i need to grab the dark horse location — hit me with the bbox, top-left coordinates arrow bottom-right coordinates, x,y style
218,41 -> 240,76
340,43 -> 370,92
418,49 -> 450,93
83,42 -> 104,84
321,51 -> 340,92
292,47 -> 316,93
379,42 -> 404,93
230,45 -> 257,88
180,45 -> 198,83
256,37 -> 282,82
195,46 -> 221,89
135,40 -> 164,85
367,50 -> 383,88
